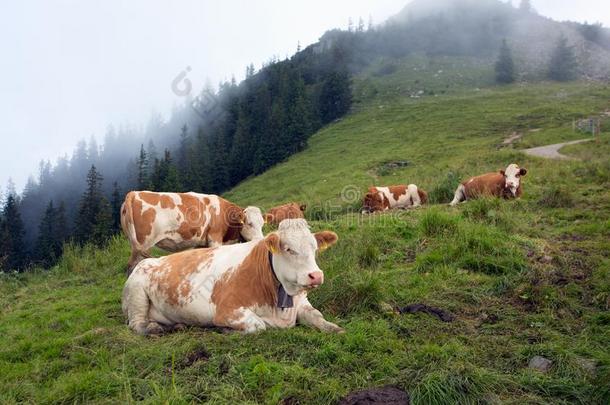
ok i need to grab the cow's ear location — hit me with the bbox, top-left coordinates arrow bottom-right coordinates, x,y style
519,168 -> 527,176
263,213 -> 274,224
265,233 -> 281,254
368,186 -> 377,193
299,204 -> 307,212
315,231 -> 338,251
500,170 -> 506,177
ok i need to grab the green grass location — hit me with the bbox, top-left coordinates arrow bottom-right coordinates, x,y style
2,58 -> 610,403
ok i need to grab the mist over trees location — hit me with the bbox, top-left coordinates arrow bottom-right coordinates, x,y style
548,34 -> 579,81
2,0 -> 608,272
495,39 -> 516,83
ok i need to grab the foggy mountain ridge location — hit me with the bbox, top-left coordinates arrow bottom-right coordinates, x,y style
388,0 -> 610,79
3,0 -> 610,268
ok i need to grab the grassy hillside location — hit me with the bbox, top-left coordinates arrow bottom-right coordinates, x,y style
1,64 -> 609,403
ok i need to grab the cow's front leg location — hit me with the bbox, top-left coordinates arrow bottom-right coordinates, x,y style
215,308 -> 267,333
450,184 -> 466,206
297,303 -> 344,333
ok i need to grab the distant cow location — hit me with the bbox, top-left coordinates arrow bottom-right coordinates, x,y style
362,184 -> 428,214
121,191 -> 264,273
264,203 -> 307,225
122,219 -> 342,335
450,163 -> 527,206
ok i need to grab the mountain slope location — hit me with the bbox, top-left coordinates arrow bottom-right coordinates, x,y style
2,68 -> 609,403
224,76 -> 608,208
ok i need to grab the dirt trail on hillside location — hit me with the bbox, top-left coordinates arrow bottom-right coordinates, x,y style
523,139 -> 593,160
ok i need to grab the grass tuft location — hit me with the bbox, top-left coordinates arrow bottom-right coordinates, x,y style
419,209 -> 459,237
428,171 -> 461,204
538,186 -> 575,208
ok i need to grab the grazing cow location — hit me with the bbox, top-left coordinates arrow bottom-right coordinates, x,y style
362,184 -> 428,214
264,203 -> 307,225
122,219 -> 342,335
121,191 -> 264,273
450,163 -> 527,206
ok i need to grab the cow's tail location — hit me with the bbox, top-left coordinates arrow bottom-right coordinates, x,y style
121,191 -> 139,248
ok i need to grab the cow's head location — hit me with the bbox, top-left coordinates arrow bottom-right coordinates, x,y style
362,187 -> 384,214
500,164 -> 527,197
263,213 -> 275,224
241,206 -> 265,241
265,219 -> 338,296
417,188 -> 429,204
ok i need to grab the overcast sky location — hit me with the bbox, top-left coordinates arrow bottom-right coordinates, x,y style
1,0 -> 609,192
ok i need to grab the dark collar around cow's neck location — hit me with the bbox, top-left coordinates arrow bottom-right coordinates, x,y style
268,251 -> 294,309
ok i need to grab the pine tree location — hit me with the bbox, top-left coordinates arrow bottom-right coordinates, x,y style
0,194 -> 26,271
153,150 -> 182,192
195,129 -> 213,192
495,39 -> 516,84
177,124 -> 199,191
548,34 -> 578,81
88,135 -> 99,164
35,201 -> 59,267
178,124 -> 190,173
74,165 -> 104,244
161,163 -> 181,192
92,197 -> 113,245
55,201 -> 69,246
150,158 -> 161,192
319,71 -> 352,124
246,64 -> 255,79
209,137 -> 229,192
357,17 -> 365,33
146,139 -> 158,181
229,108 -> 254,184
255,102 -> 284,173
287,74 -> 313,153
111,182 -> 122,232
136,144 -> 148,190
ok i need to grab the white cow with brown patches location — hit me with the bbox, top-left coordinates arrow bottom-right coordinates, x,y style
120,191 -> 264,274
362,184 -> 428,214
122,219 -> 342,335
450,163 -> 528,206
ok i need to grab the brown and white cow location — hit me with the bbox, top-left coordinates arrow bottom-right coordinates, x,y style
450,163 -> 527,206
362,184 -> 428,214
121,191 -> 264,273
122,219 -> 342,335
264,202 -> 307,225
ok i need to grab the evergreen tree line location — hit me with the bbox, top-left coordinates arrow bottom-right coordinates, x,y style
495,34 -> 579,83
0,165 -> 124,271
132,58 -> 352,195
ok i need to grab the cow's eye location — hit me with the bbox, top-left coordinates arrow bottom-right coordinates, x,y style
285,248 -> 298,256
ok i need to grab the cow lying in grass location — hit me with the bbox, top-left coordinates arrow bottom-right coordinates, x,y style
362,184 -> 428,214
450,163 -> 527,206
264,202 -> 307,225
121,191 -> 264,274
122,219 -> 342,335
